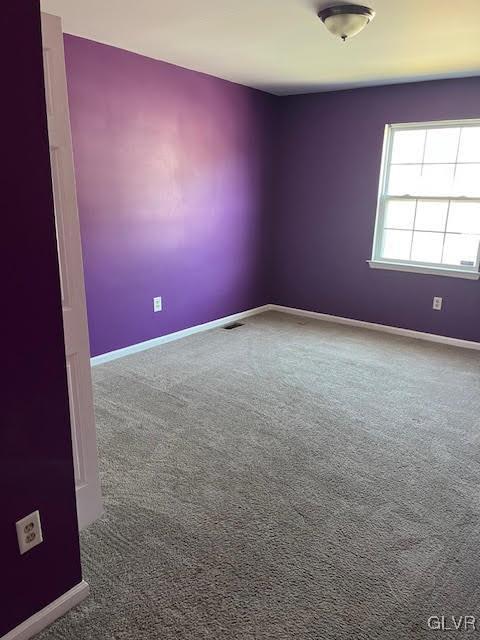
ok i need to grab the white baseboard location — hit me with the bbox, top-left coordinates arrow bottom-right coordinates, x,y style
268,304 -> 480,351
2,581 -> 89,640
91,305 -> 270,366
91,302 -> 479,366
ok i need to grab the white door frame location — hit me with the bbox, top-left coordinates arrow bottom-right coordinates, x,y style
41,12 -> 102,530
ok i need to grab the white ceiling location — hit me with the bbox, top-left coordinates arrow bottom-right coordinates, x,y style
40,0 -> 480,95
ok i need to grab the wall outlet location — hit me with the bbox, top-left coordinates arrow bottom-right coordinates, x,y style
153,297 -> 162,313
16,510 -> 43,555
433,296 -> 443,311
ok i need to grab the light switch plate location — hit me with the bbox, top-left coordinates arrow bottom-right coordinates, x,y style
153,297 -> 162,313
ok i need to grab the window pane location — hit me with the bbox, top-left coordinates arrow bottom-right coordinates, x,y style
414,200 -> 448,231
443,234 -> 480,267
384,200 -> 416,229
424,128 -> 460,163
376,123 -> 480,269
391,129 -> 426,164
419,164 -> 455,196
411,232 -> 443,263
387,165 -> 421,195
457,127 -> 480,163
454,164 -> 480,197
381,229 -> 412,260
447,201 -> 480,234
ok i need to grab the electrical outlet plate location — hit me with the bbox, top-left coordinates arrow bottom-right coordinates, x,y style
433,296 -> 443,311
16,510 -> 43,555
153,297 -> 162,312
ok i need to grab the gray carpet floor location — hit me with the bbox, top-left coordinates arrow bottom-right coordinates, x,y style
39,311 -> 480,639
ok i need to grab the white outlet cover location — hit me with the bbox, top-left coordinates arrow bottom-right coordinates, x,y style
433,296 -> 443,310
153,297 -> 162,312
16,510 -> 43,555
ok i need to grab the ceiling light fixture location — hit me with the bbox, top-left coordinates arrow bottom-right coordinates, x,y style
318,4 -> 375,42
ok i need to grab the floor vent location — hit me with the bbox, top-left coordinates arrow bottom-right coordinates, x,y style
223,322 -> 244,330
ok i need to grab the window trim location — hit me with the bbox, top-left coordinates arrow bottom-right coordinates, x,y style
370,119 -> 480,280
368,259 -> 480,280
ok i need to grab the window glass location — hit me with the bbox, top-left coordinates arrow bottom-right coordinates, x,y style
374,121 -> 480,275
447,202 -> 480,235
384,200 -> 416,229
411,232 -> 444,263
391,129 -> 426,164
423,128 -> 460,163
381,229 -> 412,261
443,234 -> 480,266
414,201 -> 448,232
457,127 -> 480,163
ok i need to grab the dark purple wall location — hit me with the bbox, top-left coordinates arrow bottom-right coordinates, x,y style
272,78 -> 480,343
0,4 -> 82,637
63,36 -> 274,357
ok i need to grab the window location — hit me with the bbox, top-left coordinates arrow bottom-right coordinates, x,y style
370,120 -> 480,279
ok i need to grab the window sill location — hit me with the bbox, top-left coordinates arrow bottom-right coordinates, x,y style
367,260 -> 480,280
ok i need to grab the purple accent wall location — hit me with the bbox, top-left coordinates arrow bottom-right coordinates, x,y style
0,4 -> 82,637
63,36 -> 274,357
272,78 -> 480,343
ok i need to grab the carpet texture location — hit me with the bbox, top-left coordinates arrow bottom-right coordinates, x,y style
38,311 -> 480,639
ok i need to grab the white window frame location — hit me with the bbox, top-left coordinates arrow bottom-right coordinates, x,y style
369,119 -> 480,280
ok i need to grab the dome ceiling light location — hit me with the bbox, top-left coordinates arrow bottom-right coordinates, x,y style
318,4 -> 376,42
